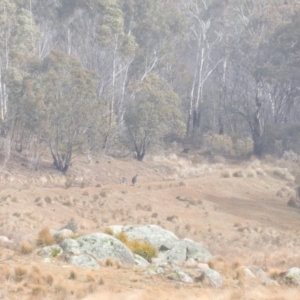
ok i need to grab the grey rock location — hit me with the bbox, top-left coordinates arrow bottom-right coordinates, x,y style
145,264 -> 165,275
60,238 -> 80,255
167,267 -> 193,283
53,229 -> 74,240
0,236 -> 13,244
196,263 -> 210,271
182,239 -> 212,262
134,254 -> 150,268
38,244 -> 63,257
283,267 -> 300,285
198,269 -> 223,288
68,254 -> 99,269
122,225 -> 179,250
164,243 -> 187,264
76,233 -> 134,265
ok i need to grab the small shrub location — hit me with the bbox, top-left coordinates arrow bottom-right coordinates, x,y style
63,199 -> 73,206
105,258 -> 114,267
65,178 -> 73,189
287,197 -> 299,208
178,181 -> 186,187
151,212 -> 158,218
44,196 -> 52,204
69,270 -> 78,280
11,196 -> 18,203
221,171 -> 231,178
20,241 -> 35,254
44,273 -> 54,286
14,266 -> 28,282
95,184 -> 102,188
36,227 -> 55,246
80,181 -> 86,189
100,191 -> 107,198
187,198 -> 196,206
166,215 -> 179,223
232,170 -> 244,178
82,190 -> 89,196
51,247 -> 61,257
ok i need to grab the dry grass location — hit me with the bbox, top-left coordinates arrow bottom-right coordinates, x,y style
20,240 -> 35,254
14,266 -> 28,282
117,232 -> 157,262
36,226 -> 55,246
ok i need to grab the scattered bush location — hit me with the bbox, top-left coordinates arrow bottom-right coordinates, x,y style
20,241 -> 35,254
36,227 -> 55,246
232,170 -> 244,178
44,196 -> 52,204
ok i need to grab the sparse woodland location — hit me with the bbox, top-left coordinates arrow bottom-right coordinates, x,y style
0,0 -> 300,171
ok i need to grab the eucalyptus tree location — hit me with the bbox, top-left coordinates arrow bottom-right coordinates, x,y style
180,0 -> 226,137
42,50 -> 97,173
124,73 -> 185,160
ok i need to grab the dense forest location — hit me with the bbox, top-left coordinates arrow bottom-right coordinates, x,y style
1,0 -> 300,172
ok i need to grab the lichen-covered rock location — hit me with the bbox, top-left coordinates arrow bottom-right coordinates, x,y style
134,254 -> 150,268
122,225 -> 179,250
53,229 -> 74,241
60,238 -> 80,255
76,233 -> 134,265
68,254 -> 99,269
283,267 -> 300,285
181,239 -> 212,262
198,269 -> 223,288
164,239 -> 212,264
39,245 -> 63,257
167,267 -> 193,283
145,264 -> 165,275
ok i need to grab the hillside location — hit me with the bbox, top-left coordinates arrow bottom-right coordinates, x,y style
0,152 -> 300,299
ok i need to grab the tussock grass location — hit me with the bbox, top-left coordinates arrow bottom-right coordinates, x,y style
20,241 -> 35,254
104,227 -> 114,235
36,226 -> 55,246
14,266 -> 28,282
117,232 -> 157,262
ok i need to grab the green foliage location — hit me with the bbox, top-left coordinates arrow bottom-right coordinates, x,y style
124,73 -> 185,160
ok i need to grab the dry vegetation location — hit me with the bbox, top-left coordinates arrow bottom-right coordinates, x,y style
0,152 -> 300,299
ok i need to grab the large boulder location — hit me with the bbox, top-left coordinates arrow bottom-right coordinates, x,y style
76,233 -> 134,265
60,238 -> 80,255
68,254 -> 99,269
164,239 -> 212,264
122,225 -> 179,250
